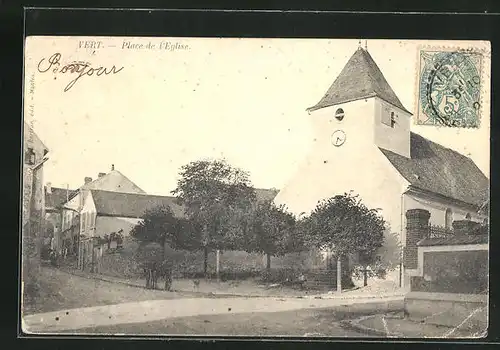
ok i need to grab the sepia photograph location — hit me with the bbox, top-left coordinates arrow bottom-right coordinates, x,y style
21,36 -> 490,338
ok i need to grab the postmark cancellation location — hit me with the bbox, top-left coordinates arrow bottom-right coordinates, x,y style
415,46 -> 487,128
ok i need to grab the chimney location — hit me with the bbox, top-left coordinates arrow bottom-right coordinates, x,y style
98,172 -> 106,178
84,177 -> 93,184
111,164 -> 115,171
46,182 -> 52,194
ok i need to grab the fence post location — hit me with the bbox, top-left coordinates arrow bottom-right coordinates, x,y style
216,249 -> 221,281
336,256 -> 342,293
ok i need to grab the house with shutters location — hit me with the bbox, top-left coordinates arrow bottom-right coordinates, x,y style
273,46 -> 489,288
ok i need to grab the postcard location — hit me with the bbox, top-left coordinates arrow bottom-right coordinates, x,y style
21,36 -> 490,338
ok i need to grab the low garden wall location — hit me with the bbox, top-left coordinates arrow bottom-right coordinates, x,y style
96,236 -> 353,289
99,236 -> 323,277
403,209 -> 488,329
410,249 -> 488,295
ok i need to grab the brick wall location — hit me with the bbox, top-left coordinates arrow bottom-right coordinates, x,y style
404,208 -> 489,295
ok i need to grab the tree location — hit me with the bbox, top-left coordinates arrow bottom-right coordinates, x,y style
130,204 -> 194,289
130,205 -> 186,252
304,192 -> 386,289
171,159 -> 256,278
245,200 -> 297,270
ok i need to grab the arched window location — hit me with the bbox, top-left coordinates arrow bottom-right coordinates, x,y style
445,208 -> 453,229
335,108 -> 345,121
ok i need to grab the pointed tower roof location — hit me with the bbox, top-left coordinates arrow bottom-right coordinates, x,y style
307,47 -> 411,114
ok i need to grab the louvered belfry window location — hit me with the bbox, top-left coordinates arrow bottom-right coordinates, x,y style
390,112 -> 396,128
381,107 -> 392,126
382,110 -> 397,128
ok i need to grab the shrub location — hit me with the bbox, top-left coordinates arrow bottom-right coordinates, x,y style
178,269 -> 261,281
260,268 -> 303,284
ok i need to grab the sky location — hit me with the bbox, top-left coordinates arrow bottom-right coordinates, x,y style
24,37 -> 490,196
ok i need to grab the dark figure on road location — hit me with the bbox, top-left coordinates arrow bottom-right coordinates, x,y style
160,260 -> 174,291
142,260 -> 173,291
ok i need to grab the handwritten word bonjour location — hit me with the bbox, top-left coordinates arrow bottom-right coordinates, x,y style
37,53 -> 124,92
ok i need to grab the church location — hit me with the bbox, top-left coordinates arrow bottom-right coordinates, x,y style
273,46 -> 489,287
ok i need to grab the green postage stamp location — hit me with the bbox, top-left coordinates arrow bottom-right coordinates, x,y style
416,48 -> 485,128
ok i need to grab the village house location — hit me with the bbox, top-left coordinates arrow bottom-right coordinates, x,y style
273,46 -> 489,288
59,165 -> 279,241
52,165 -> 279,272
53,165 -> 145,266
22,122 -> 49,295
60,164 -> 146,233
44,183 -> 77,255
79,187 -> 278,240
23,122 -> 49,238
76,185 -> 279,272
80,189 -> 185,240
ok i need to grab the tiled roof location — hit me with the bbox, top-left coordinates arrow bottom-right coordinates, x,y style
81,170 -> 146,194
307,47 -> 410,114
45,187 -> 77,209
380,132 -> 489,207
91,187 -> 279,219
418,234 -> 488,246
24,122 -> 49,155
91,190 -> 185,218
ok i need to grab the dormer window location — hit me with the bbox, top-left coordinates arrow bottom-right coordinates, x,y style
335,108 -> 345,121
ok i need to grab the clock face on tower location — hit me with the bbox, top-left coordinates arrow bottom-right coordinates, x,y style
331,130 -> 346,147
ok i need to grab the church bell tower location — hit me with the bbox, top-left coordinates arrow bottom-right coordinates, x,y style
306,45 -> 412,158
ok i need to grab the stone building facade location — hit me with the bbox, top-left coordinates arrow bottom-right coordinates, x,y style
22,122 -> 49,299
